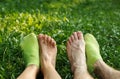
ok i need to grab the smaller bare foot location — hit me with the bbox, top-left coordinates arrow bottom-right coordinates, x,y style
38,34 -> 57,73
67,31 -> 93,79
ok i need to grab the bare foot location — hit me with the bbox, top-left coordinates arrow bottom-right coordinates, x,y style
67,31 -> 86,72
38,34 -> 57,73
67,31 -> 93,79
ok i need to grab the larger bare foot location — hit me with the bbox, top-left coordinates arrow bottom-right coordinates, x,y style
67,31 -> 93,79
38,34 -> 57,73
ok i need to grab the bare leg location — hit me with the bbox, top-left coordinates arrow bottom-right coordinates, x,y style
17,65 -> 39,79
94,60 -> 120,79
38,34 -> 62,79
66,31 -> 94,79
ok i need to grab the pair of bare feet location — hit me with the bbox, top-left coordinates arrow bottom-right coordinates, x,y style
38,31 -> 93,79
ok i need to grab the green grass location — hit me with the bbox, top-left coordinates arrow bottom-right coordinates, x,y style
0,0 -> 120,79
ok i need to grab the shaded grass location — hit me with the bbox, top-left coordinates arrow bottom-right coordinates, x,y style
0,0 -> 120,79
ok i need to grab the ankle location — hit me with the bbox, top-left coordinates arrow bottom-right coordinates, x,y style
94,60 -> 116,79
73,66 -> 88,75
74,67 -> 92,79
77,65 -> 87,71
42,61 -> 54,73
94,60 -> 106,78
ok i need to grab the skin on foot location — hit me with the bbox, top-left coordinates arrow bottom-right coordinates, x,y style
20,33 -> 39,67
38,34 -> 57,72
84,33 -> 103,73
66,31 -> 87,72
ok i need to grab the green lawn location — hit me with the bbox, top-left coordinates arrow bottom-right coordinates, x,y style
0,0 -> 120,79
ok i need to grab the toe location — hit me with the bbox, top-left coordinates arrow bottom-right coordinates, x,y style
73,32 -> 78,40
46,36 -> 50,45
44,35 -> 48,44
51,38 -> 56,47
77,31 -> 83,40
68,37 -> 72,44
47,36 -> 51,44
66,41 -> 72,56
71,35 -> 74,42
66,41 -> 70,50
49,37 -> 52,45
